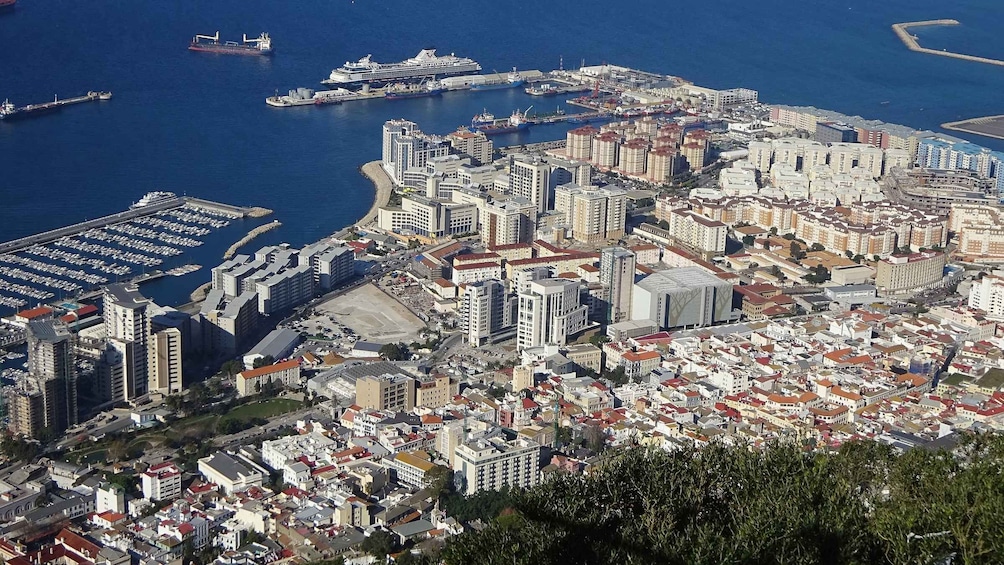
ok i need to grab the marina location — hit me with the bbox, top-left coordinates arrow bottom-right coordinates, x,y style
0,196 -> 265,313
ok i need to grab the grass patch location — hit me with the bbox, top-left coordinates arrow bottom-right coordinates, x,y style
221,398 -> 302,424
978,368 -> 1004,390
940,373 -> 973,386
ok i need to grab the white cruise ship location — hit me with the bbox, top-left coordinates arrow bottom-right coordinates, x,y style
322,48 -> 481,86
130,191 -> 178,209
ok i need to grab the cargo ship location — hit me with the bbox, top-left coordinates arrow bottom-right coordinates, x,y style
322,48 -> 480,86
189,32 -> 273,56
470,107 -> 531,136
525,83 -> 561,97
0,98 -> 61,121
384,81 -> 445,100
471,68 -> 526,91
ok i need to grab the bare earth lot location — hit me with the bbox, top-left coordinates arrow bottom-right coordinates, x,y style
318,283 -> 426,343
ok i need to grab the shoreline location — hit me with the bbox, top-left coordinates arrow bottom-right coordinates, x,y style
356,160 -> 394,229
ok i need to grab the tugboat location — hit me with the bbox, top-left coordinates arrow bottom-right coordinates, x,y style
384,80 -> 445,100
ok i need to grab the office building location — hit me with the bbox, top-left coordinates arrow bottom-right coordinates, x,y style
454,436 -> 540,495
875,251 -> 947,296
517,279 -> 589,350
600,247 -> 636,324
355,373 -> 416,412
378,194 -> 478,239
459,280 -> 516,346
632,268 -> 734,329
509,155 -> 551,213
553,183 -> 627,244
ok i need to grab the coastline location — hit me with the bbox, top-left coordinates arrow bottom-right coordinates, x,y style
357,160 -> 394,229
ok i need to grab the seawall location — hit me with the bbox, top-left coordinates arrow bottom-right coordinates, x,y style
891,20 -> 1004,68
357,161 -> 393,228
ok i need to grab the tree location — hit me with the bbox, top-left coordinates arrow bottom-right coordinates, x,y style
604,365 -> 628,386
742,235 -> 755,247
589,333 -> 610,347
221,359 -> 243,377
769,226 -> 778,236
789,241 -> 806,261
657,220 -> 670,230
782,233 -> 796,241
425,465 -> 453,498
252,355 -> 274,369
361,529 -> 396,559
809,242 -> 825,252
379,342 -> 407,361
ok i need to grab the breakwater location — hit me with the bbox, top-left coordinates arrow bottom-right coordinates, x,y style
892,20 -> 1004,67
223,220 -> 282,260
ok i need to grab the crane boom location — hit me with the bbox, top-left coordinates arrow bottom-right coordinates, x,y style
194,31 -> 220,42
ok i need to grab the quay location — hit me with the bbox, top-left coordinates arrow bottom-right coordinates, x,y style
0,197 -> 263,256
499,140 -> 567,156
942,115 -> 1004,141
891,20 -> 1004,67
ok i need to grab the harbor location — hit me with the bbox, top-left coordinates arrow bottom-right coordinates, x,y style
0,195 -> 270,312
891,19 -> 1004,68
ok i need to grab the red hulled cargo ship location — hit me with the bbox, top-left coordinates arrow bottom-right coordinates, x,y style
189,32 -> 273,56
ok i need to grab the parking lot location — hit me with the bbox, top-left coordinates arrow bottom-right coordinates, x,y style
311,283 -> 427,343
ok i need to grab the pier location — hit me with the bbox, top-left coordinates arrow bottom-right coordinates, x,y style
891,20 -> 1004,67
223,220 -> 282,260
0,196 -> 263,256
942,115 -> 1004,141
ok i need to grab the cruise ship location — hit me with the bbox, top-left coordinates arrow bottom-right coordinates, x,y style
130,191 -> 178,209
322,48 -> 481,86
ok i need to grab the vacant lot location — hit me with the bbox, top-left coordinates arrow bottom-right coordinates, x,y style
318,283 -> 426,343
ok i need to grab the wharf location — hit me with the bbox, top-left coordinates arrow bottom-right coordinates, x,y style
498,140 -> 567,156
0,197 -> 261,256
941,115 -> 1004,141
891,20 -> 1004,67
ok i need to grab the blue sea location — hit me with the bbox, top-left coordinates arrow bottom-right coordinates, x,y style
1,0 -> 1003,306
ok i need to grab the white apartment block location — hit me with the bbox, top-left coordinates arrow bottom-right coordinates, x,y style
141,461 -> 182,501
969,275 -> 1004,319
517,279 -> 589,350
454,436 -> 540,495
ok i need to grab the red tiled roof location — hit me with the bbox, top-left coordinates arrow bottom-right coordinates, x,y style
239,359 -> 300,379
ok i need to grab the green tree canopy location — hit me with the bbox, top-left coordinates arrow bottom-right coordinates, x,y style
443,435 -> 1004,565
379,342 -> 408,361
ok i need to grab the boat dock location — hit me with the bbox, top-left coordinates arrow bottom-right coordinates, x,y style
942,115 -> 1004,141
0,196 -> 264,312
891,20 -> 1004,67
